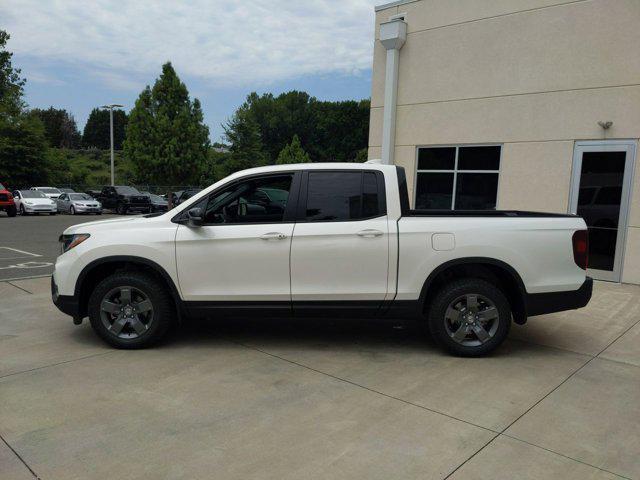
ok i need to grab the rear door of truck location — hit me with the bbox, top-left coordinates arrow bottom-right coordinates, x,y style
290,169 -> 390,313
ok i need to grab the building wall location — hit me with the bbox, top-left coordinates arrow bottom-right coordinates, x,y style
369,0 -> 640,283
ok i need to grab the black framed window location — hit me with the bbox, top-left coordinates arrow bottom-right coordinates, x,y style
304,171 -> 385,222
201,174 -> 293,224
415,145 -> 501,210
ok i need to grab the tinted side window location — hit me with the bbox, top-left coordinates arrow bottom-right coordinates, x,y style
305,171 -> 382,222
204,174 -> 293,224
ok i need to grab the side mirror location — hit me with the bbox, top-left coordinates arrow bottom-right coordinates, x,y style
187,207 -> 204,227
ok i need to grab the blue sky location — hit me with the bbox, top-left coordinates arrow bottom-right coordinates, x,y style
2,0 -> 378,142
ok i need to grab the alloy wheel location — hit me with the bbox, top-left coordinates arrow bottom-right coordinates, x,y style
444,294 -> 500,347
99,286 -> 154,339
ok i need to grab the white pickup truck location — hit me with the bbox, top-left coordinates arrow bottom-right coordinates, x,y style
52,163 -> 592,356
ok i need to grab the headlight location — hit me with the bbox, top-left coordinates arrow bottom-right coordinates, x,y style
25,201 -> 33,205
59,233 -> 90,253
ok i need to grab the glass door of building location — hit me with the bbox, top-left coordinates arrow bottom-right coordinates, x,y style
569,141 -> 636,282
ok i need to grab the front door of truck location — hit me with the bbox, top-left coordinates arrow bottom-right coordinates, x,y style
290,170 -> 389,314
175,172 -> 300,310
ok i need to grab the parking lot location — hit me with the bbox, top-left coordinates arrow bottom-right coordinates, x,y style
1,224 -> 640,479
0,213 -> 118,281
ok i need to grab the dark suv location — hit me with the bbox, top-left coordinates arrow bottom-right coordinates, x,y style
98,186 -> 151,215
0,182 -> 17,217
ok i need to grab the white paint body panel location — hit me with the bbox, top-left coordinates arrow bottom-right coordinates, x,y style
290,216 -> 390,301
175,223 -> 294,301
53,163 -> 587,304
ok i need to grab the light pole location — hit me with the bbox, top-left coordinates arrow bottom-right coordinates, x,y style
100,104 -> 124,186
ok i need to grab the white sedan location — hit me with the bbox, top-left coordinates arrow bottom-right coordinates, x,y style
14,190 -> 57,215
31,186 -> 62,199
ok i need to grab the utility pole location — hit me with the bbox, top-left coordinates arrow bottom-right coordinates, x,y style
100,104 -> 124,186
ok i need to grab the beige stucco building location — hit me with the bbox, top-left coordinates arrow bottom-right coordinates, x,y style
368,0 -> 640,284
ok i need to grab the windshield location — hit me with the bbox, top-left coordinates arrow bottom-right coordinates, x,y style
0,183 -> 5,190
149,194 -> 165,202
21,191 -> 47,198
37,188 -> 61,194
114,186 -> 140,195
69,193 -> 93,200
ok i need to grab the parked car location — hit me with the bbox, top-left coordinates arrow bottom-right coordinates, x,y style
53,163 -> 592,356
31,186 -> 62,199
0,182 -> 17,217
141,191 -> 168,213
59,188 -> 75,194
97,186 -> 151,215
172,188 -> 202,207
85,189 -> 102,199
57,193 -> 102,215
52,163 -> 592,356
14,189 -> 57,215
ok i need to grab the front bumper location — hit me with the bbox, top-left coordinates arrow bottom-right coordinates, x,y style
526,277 -> 593,317
74,205 -> 102,213
51,275 -> 81,321
24,205 -> 56,213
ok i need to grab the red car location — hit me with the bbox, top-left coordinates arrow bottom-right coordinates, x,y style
0,182 -> 17,217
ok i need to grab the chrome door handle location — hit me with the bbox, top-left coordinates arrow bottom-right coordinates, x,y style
260,232 -> 287,240
356,229 -> 383,238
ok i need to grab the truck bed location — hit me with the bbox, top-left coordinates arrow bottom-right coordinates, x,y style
406,209 -> 577,218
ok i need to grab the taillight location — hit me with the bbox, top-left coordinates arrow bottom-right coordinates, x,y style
572,230 -> 588,270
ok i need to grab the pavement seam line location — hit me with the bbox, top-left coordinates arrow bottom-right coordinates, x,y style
501,434 -> 632,479
0,351 -> 115,380
7,281 -> 33,295
442,433 -> 500,479
0,433 -> 41,479
229,340 -> 500,434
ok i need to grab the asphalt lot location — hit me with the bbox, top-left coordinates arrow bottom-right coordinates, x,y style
0,212 -> 118,281
1,274 -> 639,478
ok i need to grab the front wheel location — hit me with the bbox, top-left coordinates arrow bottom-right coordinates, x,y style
7,206 -> 16,217
427,278 -> 511,357
88,271 -> 174,349
70,206 -> 75,215
19,205 -> 27,216
116,204 -> 126,215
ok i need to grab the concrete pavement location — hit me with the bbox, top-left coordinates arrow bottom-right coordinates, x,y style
0,277 -> 638,479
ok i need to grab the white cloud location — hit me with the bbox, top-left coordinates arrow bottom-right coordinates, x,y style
1,0 -> 379,89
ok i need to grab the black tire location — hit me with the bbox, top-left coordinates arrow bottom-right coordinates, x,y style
49,212 -> 56,215
19,205 -> 27,216
70,206 -> 75,215
116,204 -> 126,215
427,278 -> 511,357
7,206 -> 16,217
88,271 -> 174,349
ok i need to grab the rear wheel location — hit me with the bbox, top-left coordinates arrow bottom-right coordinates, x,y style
88,271 -> 174,349
427,278 -> 511,357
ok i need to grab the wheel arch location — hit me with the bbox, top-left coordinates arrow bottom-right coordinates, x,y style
75,256 -> 183,320
419,257 -> 528,324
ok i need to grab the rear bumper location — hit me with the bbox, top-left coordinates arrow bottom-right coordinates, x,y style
51,276 -> 80,319
526,277 -> 593,317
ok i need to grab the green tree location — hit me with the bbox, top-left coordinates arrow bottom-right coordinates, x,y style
0,30 -> 48,188
225,91 -> 370,165
0,30 -> 25,118
221,108 -> 267,176
0,114 -> 49,187
82,107 -> 127,149
276,135 -> 310,164
124,62 -> 210,185
31,107 -> 81,148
